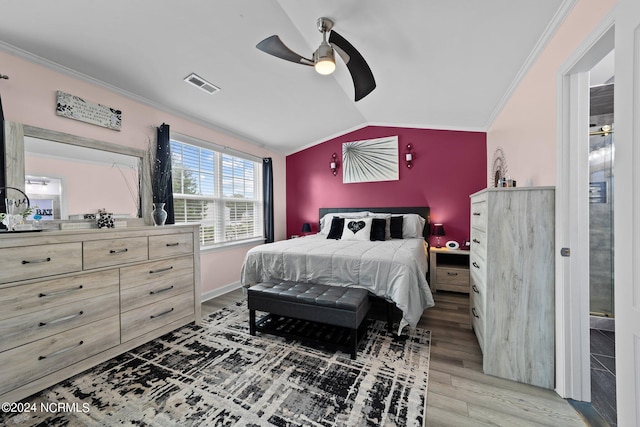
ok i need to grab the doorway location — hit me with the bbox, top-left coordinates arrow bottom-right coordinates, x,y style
588,52 -> 616,424
555,14 -> 614,404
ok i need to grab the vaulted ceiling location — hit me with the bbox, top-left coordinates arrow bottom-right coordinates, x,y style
0,0 -> 568,154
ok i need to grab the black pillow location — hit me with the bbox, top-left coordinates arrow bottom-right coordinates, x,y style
370,218 -> 386,241
390,216 -> 404,239
327,217 -> 345,239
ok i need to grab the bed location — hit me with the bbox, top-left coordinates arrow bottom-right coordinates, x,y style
241,207 -> 435,334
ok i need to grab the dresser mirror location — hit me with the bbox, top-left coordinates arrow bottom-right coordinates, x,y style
3,122 -> 151,227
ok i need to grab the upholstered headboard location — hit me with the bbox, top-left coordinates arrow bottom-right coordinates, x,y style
318,206 -> 431,239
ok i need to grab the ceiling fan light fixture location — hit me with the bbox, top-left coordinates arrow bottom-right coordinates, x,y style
314,41 -> 335,75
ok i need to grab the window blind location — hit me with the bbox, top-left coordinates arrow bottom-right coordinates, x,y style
170,137 -> 263,247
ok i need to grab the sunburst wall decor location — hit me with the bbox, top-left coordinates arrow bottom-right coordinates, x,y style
342,136 -> 399,184
490,146 -> 508,187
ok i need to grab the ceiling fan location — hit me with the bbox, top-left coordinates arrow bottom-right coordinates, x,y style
256,17 -> 376,102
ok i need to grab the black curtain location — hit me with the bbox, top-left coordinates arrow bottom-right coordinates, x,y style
155,123 -> 175,224
0,95 -> 6,215
263,157 -> 274,243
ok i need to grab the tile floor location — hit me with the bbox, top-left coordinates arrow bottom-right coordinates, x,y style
590,326 -> 617,426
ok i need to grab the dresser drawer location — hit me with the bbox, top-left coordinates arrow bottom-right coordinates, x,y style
471,200 -> 487,231
470,253 -> 485,285
0,316 -> 120,395
471,308 -> 485,353
0,243 -> 82,284
470,228 -> 486,259
470,287 -> 485,352
149,233 -> 194,259
121,291 -> 194,342
83,237 -> 148,270
0,290 -> 119,352
0,270 -> 119,321
470,269 -> 486,302
436,266 -> 470,292
120,255 -> 194,291
120,263 -> 194,312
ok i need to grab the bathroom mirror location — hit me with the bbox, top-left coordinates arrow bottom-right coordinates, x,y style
3,122 -> 151,226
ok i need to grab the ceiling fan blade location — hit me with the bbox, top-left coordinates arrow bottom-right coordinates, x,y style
256,35 -> 314,66
328,31 -> 376,101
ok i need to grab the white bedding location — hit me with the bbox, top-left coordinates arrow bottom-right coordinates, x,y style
240,234 -> 435,332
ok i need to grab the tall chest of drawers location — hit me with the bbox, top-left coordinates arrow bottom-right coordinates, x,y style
469,187 -> 555,389
0,225 -> 201,402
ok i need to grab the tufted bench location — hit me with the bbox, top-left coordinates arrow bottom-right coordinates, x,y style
247,280 -> 370,359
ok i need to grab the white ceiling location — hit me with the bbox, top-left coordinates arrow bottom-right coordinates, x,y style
0,0 -> 568,154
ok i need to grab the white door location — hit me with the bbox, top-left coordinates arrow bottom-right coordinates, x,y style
614,0 -> 640,424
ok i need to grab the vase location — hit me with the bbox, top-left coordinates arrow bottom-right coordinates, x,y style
152,203 -> 167,226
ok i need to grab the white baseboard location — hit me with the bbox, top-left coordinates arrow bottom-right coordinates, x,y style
201,281 -> 243,302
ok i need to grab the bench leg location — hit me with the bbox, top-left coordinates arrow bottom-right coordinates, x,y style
350,327 -> 358,360
249,309 -> 256,336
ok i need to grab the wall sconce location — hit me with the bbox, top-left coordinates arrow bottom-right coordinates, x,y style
432,223 -> 446,248
330,153 -> 339,176
405,144 -> 414,168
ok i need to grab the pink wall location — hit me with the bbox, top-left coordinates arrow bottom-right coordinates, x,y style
286,126 -> 487,246
0,50 -> 287,296
487,0 -> 616,186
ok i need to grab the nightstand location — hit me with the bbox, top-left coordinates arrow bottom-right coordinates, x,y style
429,247 -> 470,293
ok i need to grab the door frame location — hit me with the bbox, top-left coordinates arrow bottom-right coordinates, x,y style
555,11 -> 615,400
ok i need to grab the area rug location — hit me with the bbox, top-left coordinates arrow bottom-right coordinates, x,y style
1,301 -> 431,426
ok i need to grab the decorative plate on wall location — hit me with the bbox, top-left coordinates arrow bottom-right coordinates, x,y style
490,147 -> 508,187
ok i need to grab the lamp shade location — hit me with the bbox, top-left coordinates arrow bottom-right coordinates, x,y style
301,223 -> 312,233
432,223 -> 446,236
314,42 -> 336,75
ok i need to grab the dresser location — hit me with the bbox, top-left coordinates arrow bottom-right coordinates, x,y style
0,224 -> 201,402
469,187 -> 554,389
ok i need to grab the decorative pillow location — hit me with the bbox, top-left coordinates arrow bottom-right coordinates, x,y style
390,216 -> 404,239
341,217 -> 373,241
370,218 -> 387,241
319,211 -> 369,234
368,213 -> 392,240
326,217 -> 345,239
402,214 -> 426,239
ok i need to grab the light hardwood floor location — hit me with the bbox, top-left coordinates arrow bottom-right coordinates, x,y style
203,289 -> 589,427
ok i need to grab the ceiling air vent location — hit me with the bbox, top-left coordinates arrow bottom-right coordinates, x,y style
184,73 -> 220,95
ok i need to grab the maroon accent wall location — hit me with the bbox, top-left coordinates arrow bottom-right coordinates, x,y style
286,126 -> 487,246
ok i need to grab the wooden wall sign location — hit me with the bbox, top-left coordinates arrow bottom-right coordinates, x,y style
56,91 -> 122,131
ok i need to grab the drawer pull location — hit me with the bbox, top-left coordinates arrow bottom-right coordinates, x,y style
39,285 -> 83,298
149,266 -> 174,275
150,285 -> 175,295
38,340 -> 84,360
150,307 -> 174,319
21,257 -> 51,265
166,242 -> 180,247
472,238 -> 480,244
39,311 -> 84,327
473,212 -> 481,216
472,308 -> 479,318
472,285 -> 480,294
472,262 -> 480,269
109,248 -> 128,254
447,272 -> 458,276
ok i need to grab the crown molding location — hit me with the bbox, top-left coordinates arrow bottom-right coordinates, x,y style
0,41 -> 276,153
483,0 -> 578,129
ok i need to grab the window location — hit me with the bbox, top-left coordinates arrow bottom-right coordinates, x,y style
170,135 -> 263,247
